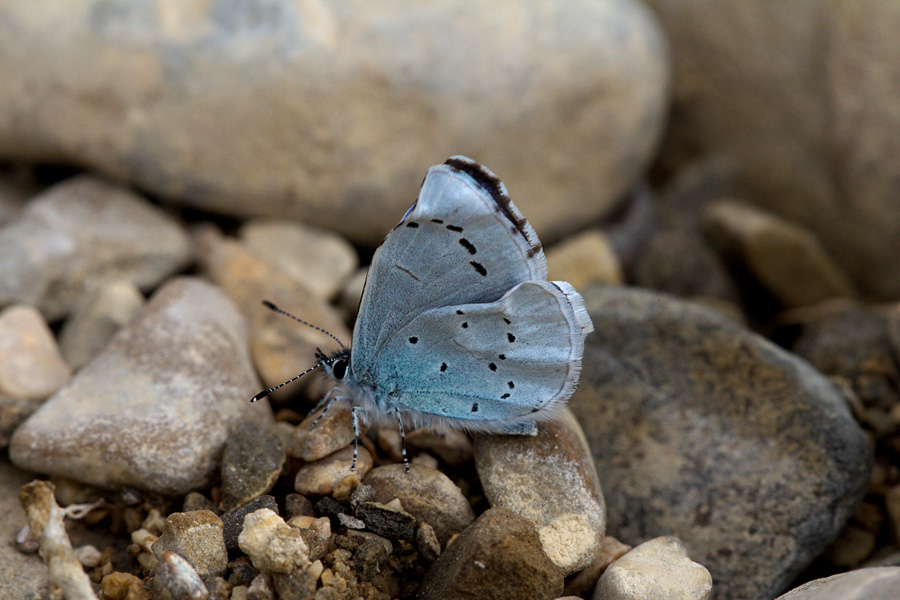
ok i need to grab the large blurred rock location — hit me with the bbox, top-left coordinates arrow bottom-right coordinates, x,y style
9,277 -> 270,495
644,0 -> 900,299
775,567 -> 900,600
569,286 -> 872,600
0,0 -> 669,246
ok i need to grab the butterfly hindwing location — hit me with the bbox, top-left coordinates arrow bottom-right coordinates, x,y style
373,280 -> 593,432
351,157 -> 547,384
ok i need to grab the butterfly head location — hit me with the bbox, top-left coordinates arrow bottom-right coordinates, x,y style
316,347 -> 351,382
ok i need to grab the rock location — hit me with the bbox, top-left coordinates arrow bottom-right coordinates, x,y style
206,577 -> 230,600
569,286 -> 873,600
563,536 -> 632,598
419,507 -> 563,600
9,277 -> 270,495
271,568 -> 317,599
704,200 -> 857,308
58,280 -> 144,370
294,445 -> 372,496
284,493 -> 315,519
153,551 -> 209,600
0,1 -> 669,249
416,522 -> 442,562
337,530 -> 393,581
355,500 -> 417,541
246,573 -> 274,600
775,567 -> 900,600
288,516 -> 331,551
221,496 -> 279,553
0,176 -> 190,320
363,464 -> 475,546
823,524 -> 876,568
183,492 -> 216,514
0,458 -> 48,598
152,510 -> 227,579
474,408 -> 606,574
239,220 -> 358,300
403,428 -> 474,467
220,420 -> 286,512
195,226 -> 350,401
288,406 -> 357,462
546,230 -> 623,289
593,537 -> 712,600
101,572 -> 151,600
632,230 -> 740,304
0,304 -> 71,399
644,0 -> 900,299
238,509 -> 309,574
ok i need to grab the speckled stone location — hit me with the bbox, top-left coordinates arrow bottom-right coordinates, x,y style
152,551 -> 209,600
363,464 -> 475,546
9,277 -> 271,495
220,421 -> 286,512
152,510 -> 227,578
569,286 -> 872,600
775,567 -> 900,600
0,175 -> 191,320
475,408 -> 606,574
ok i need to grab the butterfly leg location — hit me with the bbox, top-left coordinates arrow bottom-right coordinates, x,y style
309,389 -> 340,429
394,407 -> 410,473
351,406 -> 360,472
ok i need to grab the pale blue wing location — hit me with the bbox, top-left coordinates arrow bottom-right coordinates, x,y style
351,156 -> 547,384
374,280 -> 593,433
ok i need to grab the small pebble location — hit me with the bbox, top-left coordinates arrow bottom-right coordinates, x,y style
284,493 -> 315,519
205,576 -> 230,600
347,530 -> 393,581
74,544 -> 102,568
246,573 -> 274,600
594,537 -> 712,600
221,495 -> 279,552
0,305 -> 72,400
416,522 -> 441,562
563,536 -> 632,598
101,572 -> 150,600
355,500 -> 417,541
271,568 -> 318,599
288,407 -> 358,462
238,509 -> 309,574
337,513 -> 366,530
152,510 -> 227,578
153,551 -> 209,600
294,445 -> 373,496
183,492 -> 216,514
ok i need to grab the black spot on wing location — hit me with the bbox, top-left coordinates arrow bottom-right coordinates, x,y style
456,310 -> 464,315
470,261 -> 487,276
431,219 -> 444,224
498,354 -> 506,360
406,222 -> 419,228
447,224 -> 463,233
408,336 -> 418,344
507,381 -> 514,389
503,318 -> 511,324
507,333 -> 516,343
471,403 -> 479,413
501,393 -> 511,399
489,363 -> 497,371
461,322 -> 468,329
440,362 -> 447,372
459,238 -> 477,254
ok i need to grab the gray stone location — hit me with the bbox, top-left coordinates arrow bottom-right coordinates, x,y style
0,175 -> 191,320
354,500 -> 417,541
9,277 -> 271,495
152,510 -> 227,579
593,537 -> 712,600
153,551 -> 210,600
0,1 -> 669,249
419,507 -> 563,600
220,420 -> 286,512
475,408 -> 606,575
569,286 -> 873,600
363,464 -> 474,546
775,567 -> 900,600
643,0 -> 900,299
58,280 -> 144,370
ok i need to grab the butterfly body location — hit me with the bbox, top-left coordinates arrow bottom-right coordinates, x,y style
316,156 -> 593,437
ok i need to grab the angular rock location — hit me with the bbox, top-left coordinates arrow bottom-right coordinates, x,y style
775,567 -> 900,600
220,420 -> 286,512
195,227 -> 349,401
594,537 -> 712,600
0,175 -> 190,320
152,510 -> 227,579
416,522 -> 441,562
9,277 -> 270,495
569,286 -> 873,600
221,496 -> 279,553
153,551 -> 209,600
58,280 -> 144,370
288,407 -> 357,462
238,509 -> 309,574
239,220 -> 358,300
355,500 -> 417,541
294,445 -> 372,496
474,408 -> 606,574
546,230 -> 623,289
704,200 -> 857,308
419,507 -> 563,600
363,464 -> 475,546
0,1 -> 669,248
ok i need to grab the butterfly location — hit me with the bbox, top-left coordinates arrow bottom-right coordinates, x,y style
253,156 -> 593,471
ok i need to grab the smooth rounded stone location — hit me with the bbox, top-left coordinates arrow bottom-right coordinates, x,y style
221,496 -> 278,553
288,406 -> 357,462
238,509 -> 310,574
220,421 -> 286,512
239,220 -> 358,300
593,537 -> 712,600
419,507 -> 564,600
363,464 -> 475,546
632,230 -> 740,304
153,551 -> 209,600
775,567 -> 900,600
293,446 -> 372,496
546,230 -> 623,290
563,536 -> 632,598
474,408 -> 606,575
703,200 -> 857,308
195,226 -> 350,401
0,458 -> 49,598
568,286 -> 873,600
152,510 -> 227,579
0,304 -> 71,400
58,280 -> 144,370
0,175 -> 191,320
9,277 -> 271,495
0,1 -> 669,249
354,501 -> 417,541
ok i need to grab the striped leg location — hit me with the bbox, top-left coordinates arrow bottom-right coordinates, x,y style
394,407 -> 410,473
351,406 -> 360,472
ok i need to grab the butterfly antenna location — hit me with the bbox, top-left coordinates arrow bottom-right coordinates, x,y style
250,363 -> 322,402
261,300 -> 346,348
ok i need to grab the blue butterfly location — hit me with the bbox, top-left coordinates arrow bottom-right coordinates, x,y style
254,156 -> 593,470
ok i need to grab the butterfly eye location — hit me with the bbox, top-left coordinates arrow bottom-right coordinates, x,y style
332,359 -> 348,380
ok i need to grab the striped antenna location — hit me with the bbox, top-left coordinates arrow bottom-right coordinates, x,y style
251,363 -> 322,402
261,300 -> 346,348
